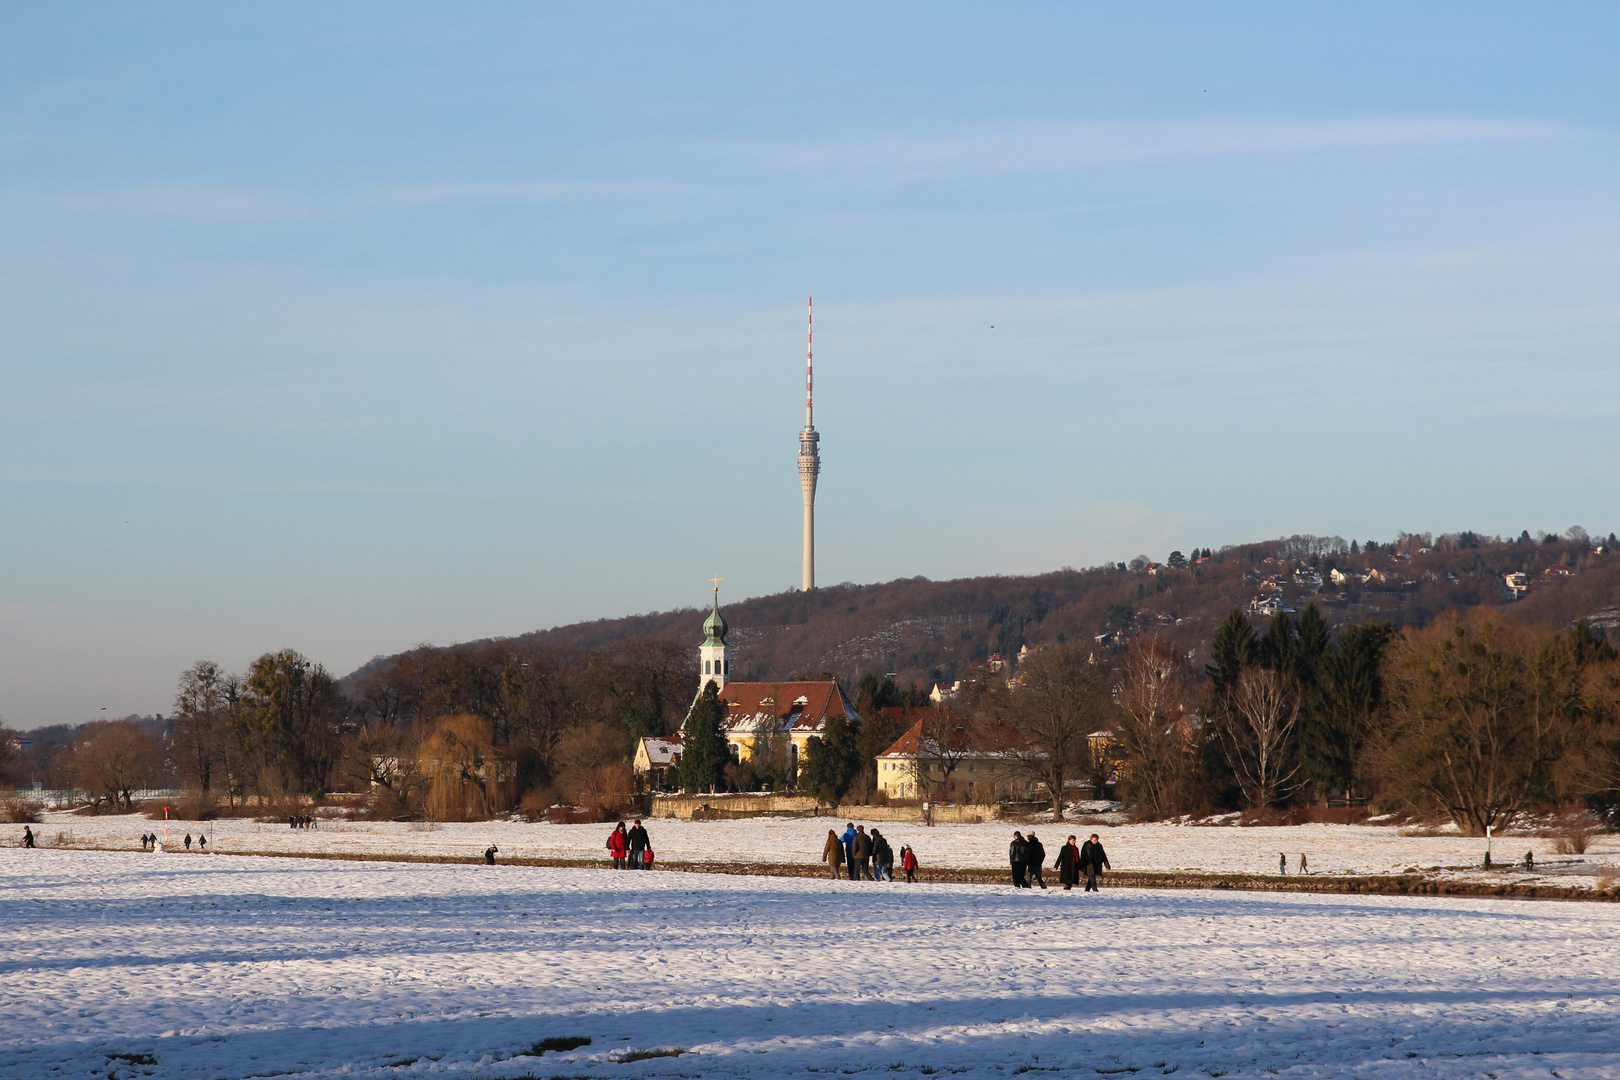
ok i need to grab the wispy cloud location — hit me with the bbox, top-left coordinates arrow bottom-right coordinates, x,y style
0,116 -> 1579,224
0,178 -> 691,223
738,116 -> 1580,182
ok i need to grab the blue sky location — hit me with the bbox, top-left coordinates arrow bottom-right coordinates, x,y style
3,5 -> 1618,726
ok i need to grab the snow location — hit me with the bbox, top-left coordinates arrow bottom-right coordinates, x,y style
31,810 -> 1620,888
6,849 -> 1620,1079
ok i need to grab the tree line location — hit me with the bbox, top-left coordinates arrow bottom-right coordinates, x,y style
10,599 -> 1619,835
716,604 -> 1620,834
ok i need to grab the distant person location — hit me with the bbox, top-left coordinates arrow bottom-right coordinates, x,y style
1055,835 -> 1081,891
1025,833 -> 1048,889
841,822 -> 858,881
484,845 -> 498,865
1299,852 -> 1307,874
22,826 -> 35,849
822,829 -> 845,879
198,834 -> 207,850
1279,853 -> 1286,875
901,844 -> 919,883
627,819 -> 650,869
184,834 -> 192,850
1009,831 -> 1029,888
1079,833 -> 1110,892
852,825 -> 874,880
1525,850 -> 1535,870
607,822 -> 628,869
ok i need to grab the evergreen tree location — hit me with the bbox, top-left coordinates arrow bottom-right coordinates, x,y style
1207,609 -> 1257,693
676,682 -> 729,794
1295,604 -> 1330,685
1261,610 -> 1297,675
801,710 -> 861,806
1350,539 -> 1359,554
1300,621 -> 1393,800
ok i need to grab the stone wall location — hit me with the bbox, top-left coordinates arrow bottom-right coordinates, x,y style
649,793 -> 1003,824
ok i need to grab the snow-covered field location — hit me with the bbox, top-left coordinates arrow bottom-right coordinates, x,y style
31,810 -> 1620,887
5,850 -> 1620,1080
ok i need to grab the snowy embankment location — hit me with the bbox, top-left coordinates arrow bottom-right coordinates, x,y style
4,850 -> 1620,1080
31,810 -> 1620,890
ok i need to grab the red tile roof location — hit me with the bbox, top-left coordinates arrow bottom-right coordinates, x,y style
713,680 -> 857,736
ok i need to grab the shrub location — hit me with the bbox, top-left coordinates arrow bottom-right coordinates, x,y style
145,794 -> 217,822
518,789 -> 552,823
1,798 -> 42,824
1554,814 -> 1596,855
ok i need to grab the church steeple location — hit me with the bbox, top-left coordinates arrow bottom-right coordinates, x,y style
699,577 -> 729,691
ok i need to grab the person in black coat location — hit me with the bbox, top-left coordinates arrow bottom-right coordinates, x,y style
22,826 -> 35,849
1008,831 -> 1029,888
484,845 -> 498,865
1079,833 -> 1110,892
1055,835 -> 1081,890
627,819 -> 650,869
1024,833 -> 1047,889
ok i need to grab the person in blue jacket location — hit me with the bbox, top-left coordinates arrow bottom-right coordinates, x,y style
841,822 -> 858,881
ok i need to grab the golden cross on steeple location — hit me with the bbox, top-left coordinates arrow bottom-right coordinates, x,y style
710,574 -> 724,594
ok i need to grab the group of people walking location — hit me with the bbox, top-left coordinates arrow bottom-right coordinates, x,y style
822,824 -> 919,882
604,819 -> 654,868
288,815 -> 317,830
1012,830 -> 1110,891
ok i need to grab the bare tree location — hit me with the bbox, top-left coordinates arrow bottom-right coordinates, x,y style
1112,636 -> 1195,818
68,721 -> 161,811
907,706 -> 983,805
418,714 -> 504,820
1215,668 -> 1303,810
1371,613 -> 1602,835
985,642 -> 1112,819
173,660 -> 228,795
344,723 -> 429,817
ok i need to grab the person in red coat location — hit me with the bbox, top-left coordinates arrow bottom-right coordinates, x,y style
901,844 -> 919,883
606,822 -> 629,869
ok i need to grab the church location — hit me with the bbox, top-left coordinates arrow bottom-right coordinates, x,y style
678,586 -> 857,785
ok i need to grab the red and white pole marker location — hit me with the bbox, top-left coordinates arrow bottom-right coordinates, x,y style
162,806 -> 170,853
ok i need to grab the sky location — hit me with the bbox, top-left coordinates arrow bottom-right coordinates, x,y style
3,4 -> 1619,728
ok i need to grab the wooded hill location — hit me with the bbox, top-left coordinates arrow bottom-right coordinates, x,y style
351,530 -> 1620,693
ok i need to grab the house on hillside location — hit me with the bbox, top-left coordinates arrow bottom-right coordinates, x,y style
1504,572 -> 1529,599
1542,565 -> 1576,581
1329,567 -> 1356,587
632,734 -> 683,790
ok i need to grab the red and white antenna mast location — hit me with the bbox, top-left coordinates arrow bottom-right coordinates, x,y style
805,296 -> 814,427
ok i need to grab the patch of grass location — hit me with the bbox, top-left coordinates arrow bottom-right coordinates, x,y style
533,1036 -> 592,1055
385,1056 -> 420,1068
613,1048 -> 687,1063
108,1052 -> 157,1065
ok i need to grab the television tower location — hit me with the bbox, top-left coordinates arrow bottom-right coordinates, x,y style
798,297 -> 820,592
